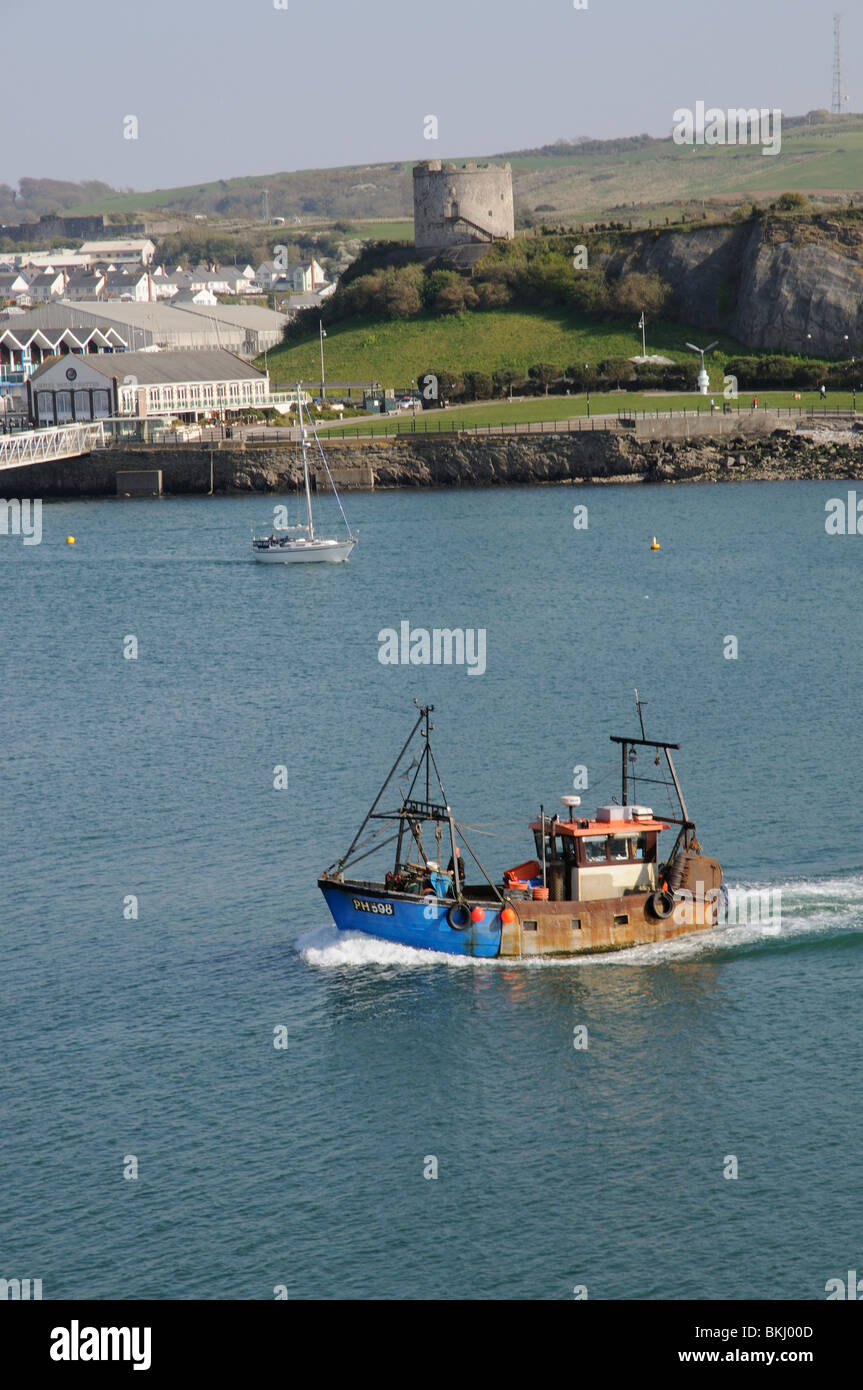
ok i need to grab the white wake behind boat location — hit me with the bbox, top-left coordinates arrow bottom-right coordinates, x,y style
252,386 -> 357,565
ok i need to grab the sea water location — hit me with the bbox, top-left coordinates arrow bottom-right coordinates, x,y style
2,478 -> 862,1299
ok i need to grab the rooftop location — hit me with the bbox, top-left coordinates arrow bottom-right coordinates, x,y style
29,348 -> 267,386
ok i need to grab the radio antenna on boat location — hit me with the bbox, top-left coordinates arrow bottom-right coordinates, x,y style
634,687 -> 647,740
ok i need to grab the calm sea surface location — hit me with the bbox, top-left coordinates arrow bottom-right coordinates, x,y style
2,478 -> 862,1300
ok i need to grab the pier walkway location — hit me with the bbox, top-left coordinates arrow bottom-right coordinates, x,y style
0,422 -> 106,471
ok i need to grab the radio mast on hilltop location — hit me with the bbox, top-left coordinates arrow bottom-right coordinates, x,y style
832,14 -> 846,115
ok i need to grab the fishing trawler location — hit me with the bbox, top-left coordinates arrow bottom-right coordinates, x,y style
318,699 -> 723,958
252,386 -> 356,563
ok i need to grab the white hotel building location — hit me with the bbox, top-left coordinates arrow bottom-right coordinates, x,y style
27,348 -> 269,425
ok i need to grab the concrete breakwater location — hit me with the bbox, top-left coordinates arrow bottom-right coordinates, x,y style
3,416 -> 863,498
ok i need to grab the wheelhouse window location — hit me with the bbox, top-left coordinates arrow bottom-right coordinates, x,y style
607,837 -> 630,861
583,837 -> 607,863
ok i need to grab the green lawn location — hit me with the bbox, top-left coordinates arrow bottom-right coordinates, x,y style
348,220 -> 414,241
318,389 -> 857,435
263,308 -> 748,389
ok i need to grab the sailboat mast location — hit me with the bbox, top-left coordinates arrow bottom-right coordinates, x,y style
298,383 -> 314,539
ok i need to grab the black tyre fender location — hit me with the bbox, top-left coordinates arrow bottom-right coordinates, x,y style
646,890 -> 676,920
447,903 -> 471,930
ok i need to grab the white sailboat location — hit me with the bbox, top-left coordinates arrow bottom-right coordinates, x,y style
252,386 -> 357,564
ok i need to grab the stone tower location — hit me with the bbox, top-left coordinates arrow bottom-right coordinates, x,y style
413,160 -> 514,252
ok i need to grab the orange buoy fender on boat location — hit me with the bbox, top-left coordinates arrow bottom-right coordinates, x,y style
500,908 -> 516,924
470,906 -> 485,923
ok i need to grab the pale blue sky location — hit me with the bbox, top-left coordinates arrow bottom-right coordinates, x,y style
3,0 -> 858,189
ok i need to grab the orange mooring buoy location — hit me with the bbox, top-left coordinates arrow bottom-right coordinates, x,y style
650,536 -> 661,550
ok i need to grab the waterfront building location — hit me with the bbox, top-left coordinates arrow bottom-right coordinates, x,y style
26,348 -> 269,425
0,301 -> 287,363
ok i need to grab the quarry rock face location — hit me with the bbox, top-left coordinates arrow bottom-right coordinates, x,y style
729,237 -> 863,353
607,220 -> 863,357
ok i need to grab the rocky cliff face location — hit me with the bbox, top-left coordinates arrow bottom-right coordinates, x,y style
605,218 -> 863,357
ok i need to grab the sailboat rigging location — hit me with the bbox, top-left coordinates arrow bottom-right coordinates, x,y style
251,385 -> 357,563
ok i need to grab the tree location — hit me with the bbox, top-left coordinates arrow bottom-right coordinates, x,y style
475,280 -> 512,308
463,370 -> 494,401
598,357 -> 635,389
518,255 -> 576,308
423,269 -> 464,310
610,270 -> 670,317
570,268 -> 611,316
528,362 -> 559,395
776,191 -> 809,212
434,281 -> 478,315
379,264 -> 423,318
493,367 -> 519,399
565,364 -> 597,390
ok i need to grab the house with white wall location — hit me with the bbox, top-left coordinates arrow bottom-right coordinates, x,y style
28,270 -> 67,302
79,238 -> 156,266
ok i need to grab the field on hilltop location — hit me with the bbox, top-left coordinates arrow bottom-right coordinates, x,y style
7,113 -> 863,230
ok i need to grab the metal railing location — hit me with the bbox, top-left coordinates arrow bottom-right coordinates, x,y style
0,421 -> 106,470
13,404 -> 853,457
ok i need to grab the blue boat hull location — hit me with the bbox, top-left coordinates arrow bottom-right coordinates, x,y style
319,880 -> 503,958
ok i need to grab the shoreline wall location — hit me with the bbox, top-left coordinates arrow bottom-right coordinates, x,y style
2,415 -> 862,498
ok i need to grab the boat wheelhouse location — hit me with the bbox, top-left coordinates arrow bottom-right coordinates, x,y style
318,700 -> 723,959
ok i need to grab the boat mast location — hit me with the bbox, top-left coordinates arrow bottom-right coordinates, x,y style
326,702 -> 504,903
298,383 -> 314,540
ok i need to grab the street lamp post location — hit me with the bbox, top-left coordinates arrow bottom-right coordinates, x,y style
319,320 -> 327,401
584,362 -> 590,419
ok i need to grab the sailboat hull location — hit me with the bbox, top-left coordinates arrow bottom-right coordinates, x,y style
253,538 -> 356,563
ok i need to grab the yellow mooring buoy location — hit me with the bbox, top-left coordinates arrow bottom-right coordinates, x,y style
650,536 -> 661,551
66,536 -> 76,545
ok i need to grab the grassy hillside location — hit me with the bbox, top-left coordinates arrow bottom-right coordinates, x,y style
261,307 -> 745,387
19,113 -> 863,229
